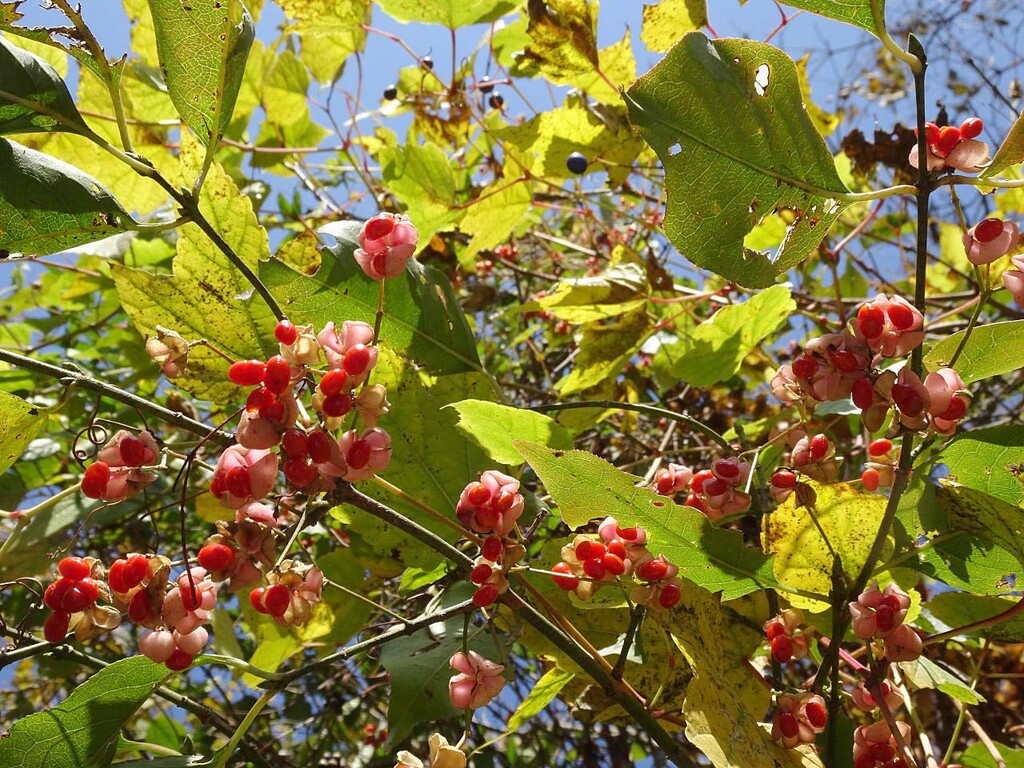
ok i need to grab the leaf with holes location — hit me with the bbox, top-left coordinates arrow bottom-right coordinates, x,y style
925,321 -> 1024,385
0,656 -> 170,767
625,33 -> 849,287
0,138 -> 132,258
0,36 -> 84,134
940,427 -> 1024,509
514,441 -> 776,599
147,0 -> 254,149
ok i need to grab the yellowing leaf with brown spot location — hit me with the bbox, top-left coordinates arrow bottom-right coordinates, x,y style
762,481 -> 888,612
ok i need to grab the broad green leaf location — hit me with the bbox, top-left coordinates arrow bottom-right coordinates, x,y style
925,321 -> 1024,384
447,399 -> 573,464
379,141 -> 463,246
960,742 -> 1024,768
380,585 -> 501,745
928,592 -> 1024,642
0,390 -> 46,474
938,482 -> 1024,568
506,668 -> 575,732
0,36 -> 84,134
900,656 -> 983,705
982,108 -> 1024,178
376,0 -> 520,27
762,481 -> 888,612
657,284 -> 795,388
515,441 -> 776,599
916,533 -> 1020,595
515,0 -> 599,82
532,263 -> 648,323
0,138 -> 132,258
558,309 -> 653,395
147,0 -> 254,148
640,0 -> 707,52
0,656 -> 169,767
781,0 -> 879,35
109,758 -> 216,768
458,177 -> 532,265
940,427 -> 1024,508
279,0 -> 370,83
261,220 -> 481,376
0,33 -> 66,75
625,33 -> 850,287
111,133 -> 277,401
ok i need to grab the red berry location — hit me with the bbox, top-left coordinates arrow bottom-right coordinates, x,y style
43,612 -> 70,643
941,395 -> 968,421
475,507 -> 499,530
857,304 -> 886,338
466,482 -> 490,506
582,559 -> 606,580
770,634 -> 794,663
974,217 -> 1004,243
959,117 -> 983,140
550,562 -> 579,591
655,469 -> 676,495
830,349 -> 860,373
119,435 -> 147,466
180,583 -> 201,611
892,383 -> 925,417
58,557 -> 91,581
869,438 -> 893,457
482,537 -> 503,562
702,478 -> 729,497
852,378 -> 875,410
493,491 -> 515,512
886,302 -> 916,331
365,216 -> 394,240
342,344 -> 372,376
165,648 -> 194,671
923,122 -> 940,145
44,578 -> 72,611
575,540 -> 606,562
281,429 -> 308,458
770,469 -> 797,490
936,125 -> 961,156
658,582 -> 681,609
225,466 -> 252,499
685,493 -> 706,512
764,620 -> 786,641
319,369 -> 349,397
283,458 -> 317,487
109,556 -> 149,593
307,431 -> 333,463
601,553 -> 626,575
246,385 -> 276,411
690,469 -> 715,493
81,462 -> 111,499
805,699 -> 828,729
470,563 -> 493,584
258,401 -> 286,422
249,587 -> 269,613
810,434 -> 830,461
855,755 -> 876,768
637,559 -> 669,582
209,472 -> 227,498
616,526 -> 640,541
875,603 -> 897,632
198,543 -> 235,572
229,360 -> 266,387
346,439 -> 372,470
62,578 -> 99,613
129,590 -> 152,622
862,468 -> 881,492
777,711 -> 800,739
606,539 -> 626,559
472,583 -> 500,607
263,584 -> 291,617
263,355 -> 292,394
792,354 -> 818,380
871,743 -> 896,762
712,458 -> 741,480
321,393 -> 353,418
275,319 -> 298,345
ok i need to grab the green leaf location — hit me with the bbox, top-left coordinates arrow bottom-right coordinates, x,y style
376,0 -> 520,27
0,138 -> 132,258
0,390 -> 46,474
458,178 -> 532,265
924,321 -> 1024,384
657,285 -> 795,388
937,482 -> 1024,569
515,441 -> 776,599
558,310 -> 653,396
916,533 -> 1020,595
378,140 -> 463,246
278,0 -> 370,83
515,0 -> 599,82
762,481 -> 888,612
625,33 -> 850,287
940,427 -> 1024,508
928,592 -> 1024,642
261,220 -> 481,376
640,0 -> 708,53
0,656 -> 170,767
447,399 -> 573,464
147,0 -> 254,147
981,109 -> 1024,178
0,36 -> 84,134
899,656 -> 983,705
531,263 -> 648,323
780,0 -> 879,35
959,742 -> 1024,768
506,668 -> 574,732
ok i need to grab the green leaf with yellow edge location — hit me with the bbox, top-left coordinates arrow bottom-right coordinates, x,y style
938,482 -> 1024,567
668,583 -> 824,768
496,100 -> 645,186
379,140 -> 464,246
925,322 -> 1024,385
0,390 -> 46,474
0,138 -> 133,258
641,0 -> 707,52
515,0 -> 598,82
0,656 -> 170,768
780,0 -> 880,35
558,309 -> 653,395
982,108 -> 1024,178
261,220 -> 480,375
147,0 -> 254,147
514,442 -> 777,599
656,284 -> 795,388
900,656 -> 983,705
111,133 -> 277,401
376,0 -> 520,27
0,36 -> 83,134
531,263 -> 648,323
940,427 -> 1024,509
625,33 -> 850,287
762,481 -> 888,612
447,399 -> 573,464
279,0 -> 370,83
928,592 -> 1024,642
506,668 -> 575,733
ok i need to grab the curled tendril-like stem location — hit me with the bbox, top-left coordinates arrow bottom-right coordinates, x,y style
71,422 -> 110,465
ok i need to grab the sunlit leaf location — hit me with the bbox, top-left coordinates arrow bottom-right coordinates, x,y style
376,0 -> 520,28
781,0 -> 880,35
515,0 -> 599,82
925,321 -> 1024,384
982,108 -> 1024,178
900,656 -> 983,705
447,399 -> 573,464
0,35 -> 83,134
529,263 -> 648,323
0,390 -> 46,474
938,482 -> 1024,568
940,427 -> 1024,508
625,33 -> 850,287
558,309 -> 653,395
279,0 -> 370,83
379,140 -> 463,246
0,2 -> 111,80
640,0 -> 707,52
507,668 -> 575,732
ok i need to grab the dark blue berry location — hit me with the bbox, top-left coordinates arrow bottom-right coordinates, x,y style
566,152 -> 588,175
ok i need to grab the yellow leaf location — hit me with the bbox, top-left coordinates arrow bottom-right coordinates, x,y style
640,0 -> 707,53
